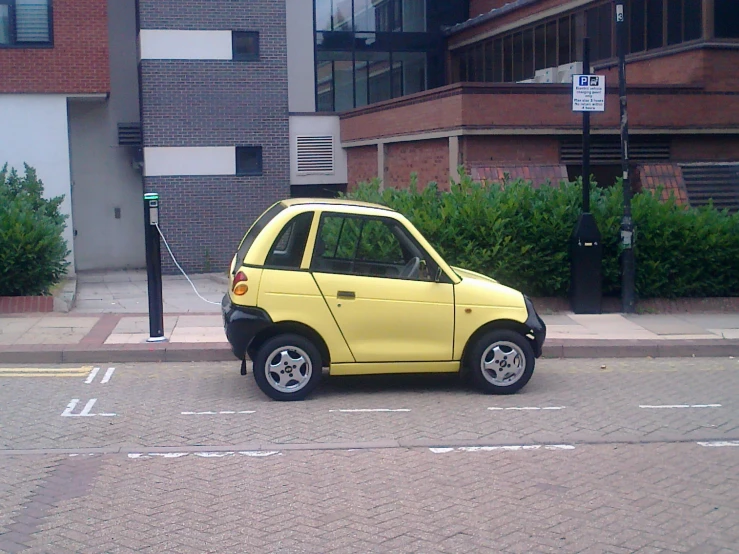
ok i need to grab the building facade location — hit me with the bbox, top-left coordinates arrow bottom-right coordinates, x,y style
1,0 -> 737,275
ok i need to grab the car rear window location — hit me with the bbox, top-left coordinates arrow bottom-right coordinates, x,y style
233,202 -> 285,273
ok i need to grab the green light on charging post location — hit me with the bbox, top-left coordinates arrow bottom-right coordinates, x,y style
144,193 -> 159,201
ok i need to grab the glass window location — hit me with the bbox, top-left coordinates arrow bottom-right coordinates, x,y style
492,38 -> 503,82
235,203 -> 285,270
394,51 -> 426,94
684,0 -> 702,41
315,0 -> 333,31
558,16 -> 571,65
715,0 -> 739,38
353,0 -> 376,31
334,56 -> 354,111
503,34 -> 513,81
630,0 -> 646,53
356,220 -> 404,264
474,43 -> 484,81
402,0 -> 426,32
316,59 -> 335,111
365,51 -> 392,104
597,3 -> 612,60
232,32 -> 259,61
667,1 -> 683,45
265,212 -> 314,269
646,0 -> 664,49
545,21 -> 557,68
534,25 -> 546,70
0,0 -> 51,46
333,0 -> 353,31
512,32 -> 523,81
0,4 -> 10,45
523,28 -> 534,79
236,146 -> 263,176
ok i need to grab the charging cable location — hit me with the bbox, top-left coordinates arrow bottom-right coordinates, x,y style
155,223 -> 222,306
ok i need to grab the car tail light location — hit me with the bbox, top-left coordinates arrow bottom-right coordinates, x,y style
232,271 -> 249,296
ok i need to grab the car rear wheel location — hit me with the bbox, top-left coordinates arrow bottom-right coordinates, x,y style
467,330 -> 535,395
253,334 -> 322,401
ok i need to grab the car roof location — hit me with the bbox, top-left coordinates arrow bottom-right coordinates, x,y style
279,197 -> 396,212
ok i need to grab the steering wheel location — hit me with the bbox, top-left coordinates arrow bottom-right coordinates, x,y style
400,256 -> 421,279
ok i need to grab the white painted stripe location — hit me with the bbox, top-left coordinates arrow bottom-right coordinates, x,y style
697,441 -> 739,448
329,409 -> 411,413
128,451 -> 282,459
430,444 -> 575,453
181,411 -> 256,415
488,406 -> 566,411
61,399 -> 79,417
239,451 -> 281,457
139,30 -> 233,60
639,404 -> 722,409
144,147 -> 236,177
101,367 -> 116,384
78,399 -> 97,416
85,367 -> 100,384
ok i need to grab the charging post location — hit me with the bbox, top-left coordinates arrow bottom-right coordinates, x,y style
144,192 -> 166,342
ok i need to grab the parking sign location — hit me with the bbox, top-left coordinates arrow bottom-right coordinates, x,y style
572,74 -> 606,112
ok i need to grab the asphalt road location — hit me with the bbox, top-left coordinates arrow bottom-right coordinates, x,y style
1,358 -> 738,553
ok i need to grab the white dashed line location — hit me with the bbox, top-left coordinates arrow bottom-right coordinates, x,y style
697,441 -> 739,448
639,404 -> 722,409
181,411 -> 256,415
84,367 -> 100,384
488,406 -> 566,411
430,444 -> 575,453
329,409 -> 411,413
127,451 -> 281,459
100,367 -> 116,384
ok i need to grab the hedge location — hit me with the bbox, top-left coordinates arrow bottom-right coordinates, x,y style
344,174 -> 739,299
0,164 -> 70,296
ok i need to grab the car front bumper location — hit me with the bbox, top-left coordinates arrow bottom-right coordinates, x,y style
222,294 -> 272,360
524,296 -> 546,358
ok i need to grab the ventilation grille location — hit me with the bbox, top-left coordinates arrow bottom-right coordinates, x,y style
118,123 -> 142,146
681,164 -> 739,212
297,135 -> 334,174
561,138 -> 671,164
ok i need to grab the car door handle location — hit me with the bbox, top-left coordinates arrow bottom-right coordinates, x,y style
337,291 -> 356,300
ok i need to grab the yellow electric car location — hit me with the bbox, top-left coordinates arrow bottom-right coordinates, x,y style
222,198 -> 546,401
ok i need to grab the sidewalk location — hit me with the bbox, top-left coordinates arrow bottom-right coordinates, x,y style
0,270 -> 737,363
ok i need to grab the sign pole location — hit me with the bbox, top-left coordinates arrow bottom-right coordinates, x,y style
582,37 -> 591,212
616,0 -> 636,313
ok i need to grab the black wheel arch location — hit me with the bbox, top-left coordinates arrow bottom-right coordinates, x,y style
460,320 -> 535,371
247,322 -> 331,368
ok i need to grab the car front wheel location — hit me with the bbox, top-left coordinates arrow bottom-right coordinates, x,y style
467,329 -> 535,395
253,334 -> 322,401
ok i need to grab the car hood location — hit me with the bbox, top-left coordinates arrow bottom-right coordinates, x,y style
452,266 -> 525,309
451,266 -> 499,284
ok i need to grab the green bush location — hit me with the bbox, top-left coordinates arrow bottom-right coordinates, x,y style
0,163 -> 70,296
345,172 -> 739,299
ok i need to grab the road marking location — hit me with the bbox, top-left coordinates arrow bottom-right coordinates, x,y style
329,409 -> 411,413
85,367 -> 116,384
697,441 -> 739,448
101,367 -> 116,384
61,399 -> 116,417
639,404 -> 722,409
181,411 -> 256,415
84,367 -> 100,384
430,444 -> 575,453
488,406 -> 566,411
127,451 -> 281,459
0,366 -> 92,378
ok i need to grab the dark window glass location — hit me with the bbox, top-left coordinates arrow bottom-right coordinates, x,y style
315,0 -> 333,31
630,0 -> 646,52
0,4 -> 10,45
474,43 -> 484,81
597,3 -> 613,60
0,0 -> 52,45
545,20 -> 557,68
503,34 -> 513,81
646,0 -> 664,49
534,25 -> 546,70
333,0 -> 352,31
334,57 -> 354,111
684,0 -> 702,41
483,40 -> 494,81
355,220 -> 404,264
355,58 -> 369,107
235,203 -> 285,270
512,32 -> 523,81
571,12 -> 584,63
558,16 -> 570,65
492,38 -> 503,82
402,0 -> 426,32
586,6 -> 599,58
354,0 -> 376,31
316,60 -> 334,111
715,0 -> 739,38
523,28 -> 534,79
266,212 -> 314,269
365,51 -> 392,103
236,146 -> 263,176
667,1 -> 683,45
232,31 -> 259,61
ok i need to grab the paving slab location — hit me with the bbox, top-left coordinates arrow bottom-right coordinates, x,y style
624,314 -> 713,335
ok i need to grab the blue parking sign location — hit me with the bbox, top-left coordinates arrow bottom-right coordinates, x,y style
579,76 -> 589,87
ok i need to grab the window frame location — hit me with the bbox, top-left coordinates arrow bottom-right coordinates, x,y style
264,212 -> 315,270
232,30 -> 260,61
235,146 -> 264,177
0,0 -> 53,48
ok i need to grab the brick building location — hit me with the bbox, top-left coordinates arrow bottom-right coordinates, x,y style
1,0 -> 737,274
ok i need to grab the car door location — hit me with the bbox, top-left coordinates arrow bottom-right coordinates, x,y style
310,212 -> 454,363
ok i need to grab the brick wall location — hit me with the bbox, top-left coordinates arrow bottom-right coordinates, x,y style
462,136 -> 560,165
0,0 -> 109,94
346,145 -> 378,190
139,0 -> 289,273
386,139 -> 449,189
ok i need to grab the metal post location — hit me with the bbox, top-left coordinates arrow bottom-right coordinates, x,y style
616,0 -> 636,313
144,192 -> 165,342
582,37 -> 591,212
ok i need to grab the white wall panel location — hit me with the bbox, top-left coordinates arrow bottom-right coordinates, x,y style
144,147 -> 236,176
139,30 -> 233,60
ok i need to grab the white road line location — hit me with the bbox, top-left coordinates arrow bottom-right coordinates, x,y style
430,444 -> 575,453
488,406 -> 566,411
84,367 -> 100,384
61,398 -> 116,417
329,409 -> 411,413
697,441 -> 739,448
639,404 -> 722,409
180,411 -> 256,415
127,451 -> 282,459
61,399 -> 79,417
101,367 -> 116,384
78,399 -> 97,416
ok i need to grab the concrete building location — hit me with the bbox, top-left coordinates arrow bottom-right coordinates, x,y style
1,0 -> 737,274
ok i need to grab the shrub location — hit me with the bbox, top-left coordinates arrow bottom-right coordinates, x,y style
0,163 -> 70,296
345,172 -> 739,299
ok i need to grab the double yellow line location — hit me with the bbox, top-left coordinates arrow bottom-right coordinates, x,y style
0,366 -> 93,378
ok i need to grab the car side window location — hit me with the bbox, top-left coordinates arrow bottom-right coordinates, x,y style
265,212 -> 314,269
312,214 -> 435,281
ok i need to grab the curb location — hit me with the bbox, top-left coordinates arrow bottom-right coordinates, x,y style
0,340 -> 737,364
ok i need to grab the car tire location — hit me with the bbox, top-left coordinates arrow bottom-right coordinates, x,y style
253,334 -> 322,401
467,330 -> 535,395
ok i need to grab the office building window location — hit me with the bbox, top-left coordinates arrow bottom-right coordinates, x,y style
0,0 -> 52,46
236,147 -> 263,176
715,0 -> 739,38
232,31 -> 259,61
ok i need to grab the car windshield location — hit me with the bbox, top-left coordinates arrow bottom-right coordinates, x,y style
233,202 -> 285,273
